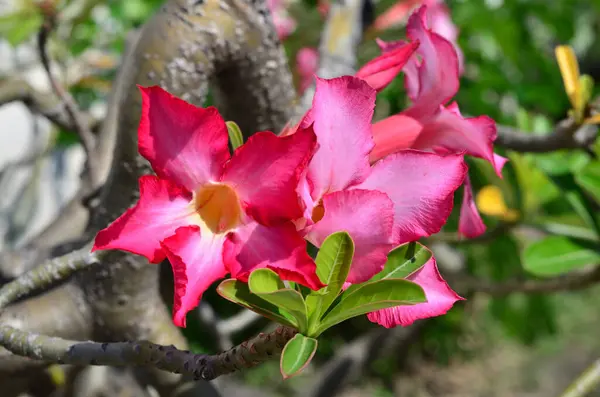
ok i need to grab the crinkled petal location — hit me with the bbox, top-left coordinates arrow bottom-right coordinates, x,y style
355,41 -> 419,92
160,226 -> 228,327
370,114 -> 423,163
412,102 -> 506,177
92,175 -> 194,263
354,150 -> 467,243
367,255 -> 463,327
221,128 -> 317,226
307,76 -> 376,199
304,190 -> 396,284
137,86 -> 229,191
402,5 -> 460,120
224,221 -> 323,290
458,174 -> 486,238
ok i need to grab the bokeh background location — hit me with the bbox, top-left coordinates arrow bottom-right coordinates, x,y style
1,0 -> 600,396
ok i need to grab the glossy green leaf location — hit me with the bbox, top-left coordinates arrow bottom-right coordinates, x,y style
248,269 -> 308,333
547,173 -> 600,237
305,232 -> 354,327
216,279 -> 297,328
226,121 -> 244,150
576,161 -> 600,204
344,242 -> 432,296
523,236 -> 600,276
314,279 -> 426,336
280,334 -> 318,379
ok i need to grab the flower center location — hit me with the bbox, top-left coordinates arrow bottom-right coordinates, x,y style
311,200 -> 325,223
194,183 -> 242,234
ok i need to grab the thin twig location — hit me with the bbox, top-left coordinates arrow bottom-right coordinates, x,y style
0,325 -> 296,381
455,266 -> 600,297
559,358 -> 600,397
0,242 -> 102,310
37,20 -> 99,187
496,119 -> 598,153
0,78 -> 98,132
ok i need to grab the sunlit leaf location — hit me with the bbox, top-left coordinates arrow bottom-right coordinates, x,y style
305,232 -> 354,330
249,269 -> 308,333
280,334 -> 318,379
523,236 -> 600,276
314,279 -> 425,336
217,279 -> 298,328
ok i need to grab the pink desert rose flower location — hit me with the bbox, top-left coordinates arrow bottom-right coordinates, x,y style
290,75 -> 466,327
92,86 -> 323,327
373,0 -> 464,74
367,5 -> 507,238
267,0 -> 297,40
296,47 -> 319,95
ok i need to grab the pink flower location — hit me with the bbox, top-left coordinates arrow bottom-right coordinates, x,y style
291,75 -> 465,326
355,40 -> 420,92
368,5 -> 507,238
296,47 -> 319,95
92,86 -> 323,327
372,0 -> 464,74
267,0 -> 297,40
367,253 -> 464,328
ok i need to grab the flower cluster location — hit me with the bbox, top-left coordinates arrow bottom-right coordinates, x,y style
93,4 -> 503,330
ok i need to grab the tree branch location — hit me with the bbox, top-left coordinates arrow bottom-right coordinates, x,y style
0,77 -> 98,133
455,266 -> 600,296
559,357 -> 600,397
0,325 -> 296,381
0,242 -> 101,309
37,19 -> 100,188
496,119 -> 598,153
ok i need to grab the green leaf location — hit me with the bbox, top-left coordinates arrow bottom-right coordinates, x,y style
226,121 -> 244,150
547,173 -> 600,237
314,279 -> 426,336
0,12 -> 43,47
280,334 -> 318,379
248,269 -> 308,333
216,279 -> 297,328
523,236 -> 600,276
344,242 -> 432,296
305,232 -> 354,328
576,161 -> 600,204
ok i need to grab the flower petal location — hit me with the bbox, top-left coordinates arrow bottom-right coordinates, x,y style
370,114 -> 423,163
372,0 -> 420,31
92,175 -> 194,263
355,41 -> 419,92
221,128 -> 317,226
367,255 -> 463,327
137,86 -> 230,191
161,226 -> 228,327
304,189 -> 396,284
412,102 -> 506,177
458,174 -> 486,238
354,150 -> 467,243
307,76 -> 376,199
402,5 -> 460,120
296,47 -> 319,95
224,221 -> 323,290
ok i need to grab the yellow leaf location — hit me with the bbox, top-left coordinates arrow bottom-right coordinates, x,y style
584,113 -> 600,125
555,45 -> 581,111
476,185 -> 519,222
